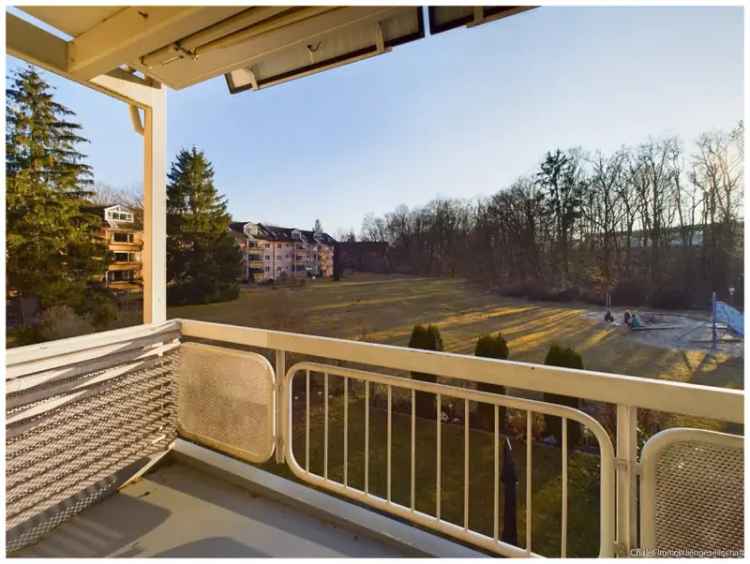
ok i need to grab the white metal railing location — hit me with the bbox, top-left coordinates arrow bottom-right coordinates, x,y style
7,320 -> 744,557
283,362 -> 616,558
179,319 -> 743,557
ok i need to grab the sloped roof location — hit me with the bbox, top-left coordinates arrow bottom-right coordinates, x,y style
229,221 -> 336,245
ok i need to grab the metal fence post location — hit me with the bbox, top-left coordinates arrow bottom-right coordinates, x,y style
616,404 -> 638,555
275,349 -> 287,464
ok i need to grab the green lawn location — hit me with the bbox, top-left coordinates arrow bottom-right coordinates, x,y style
260,374 -> 602,557
169,273 -> 743,390
170,273 -> 740,554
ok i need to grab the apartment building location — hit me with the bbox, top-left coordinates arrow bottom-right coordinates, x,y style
87,204 -> 143,290
229,221 -> 335,282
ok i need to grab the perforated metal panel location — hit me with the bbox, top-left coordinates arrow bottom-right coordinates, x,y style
178,342 -> 275,464
6,348 -> 179,553
640,428 -> 744,556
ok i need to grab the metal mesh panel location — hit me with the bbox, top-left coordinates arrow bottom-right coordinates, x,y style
6,349 -> 179,553
178,342 -> 275,464
653,439 -> 744,553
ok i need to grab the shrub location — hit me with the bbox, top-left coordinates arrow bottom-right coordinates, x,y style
168,281 -> 239,305
408,324 -> 443,418
497,283 -> 528,298
554,287 -> 581,302
649,287 -> 692,310
38,305 -> 95,341
77,287 -> 118,329
543,344 -> 584,448
474,333 -> 509,432
7,325 -> 43,347
526,282 -> 556,301
611,279 -> 648,307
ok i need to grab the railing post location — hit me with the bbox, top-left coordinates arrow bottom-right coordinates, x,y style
275,349 -> 286,464
616,404 -> 638,556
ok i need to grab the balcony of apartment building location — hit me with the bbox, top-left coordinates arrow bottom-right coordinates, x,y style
108,231 -> 143,253
6,5 -> 744,560
110,252 -> 141,270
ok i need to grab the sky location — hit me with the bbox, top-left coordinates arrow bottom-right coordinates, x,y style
7,6 -> 744,236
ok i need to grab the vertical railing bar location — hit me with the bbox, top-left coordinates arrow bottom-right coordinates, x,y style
464,397 -> 469,530
324,371 -> 328,480
411,388 -> 415,512
436,393 -> 442,521
305,369 -> 310,473
387,384 -> 392,503
365,380 -> 369,494
562,417 -> 568,558
526,410 -> 532,554
344,376 -> 348,487
493,404 -> 499,542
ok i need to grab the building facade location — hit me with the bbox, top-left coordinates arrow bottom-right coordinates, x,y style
88,204 -> 144,290
229,222 -> 336,282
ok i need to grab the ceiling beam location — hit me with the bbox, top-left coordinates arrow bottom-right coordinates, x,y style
136,6 -> 405,90
7,12 -> 68,75
68,6 -> 246,81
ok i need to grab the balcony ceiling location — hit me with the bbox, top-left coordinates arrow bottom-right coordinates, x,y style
21,6 -> 127,37
12,6 -> 533,94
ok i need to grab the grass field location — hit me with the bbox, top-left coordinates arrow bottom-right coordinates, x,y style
168,272 -> 742,556
169,272 -> 743,389
264,378 -> 603,557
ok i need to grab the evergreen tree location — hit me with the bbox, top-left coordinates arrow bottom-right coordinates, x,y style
408,324 -> 444,418
474,333 -> 509,432
6,66 -> 109,319
166,147 -> 242,305
543,344 -> 584,448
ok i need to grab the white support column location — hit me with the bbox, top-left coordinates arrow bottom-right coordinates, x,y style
142,85 -> 168,324
616,404 -> 639,554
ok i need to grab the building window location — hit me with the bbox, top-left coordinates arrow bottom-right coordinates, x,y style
265,255 -> 271,260
109,270 -> 134,282
113,252 -> 135,262
106,208 -> 134,222
112,231 -> 133,243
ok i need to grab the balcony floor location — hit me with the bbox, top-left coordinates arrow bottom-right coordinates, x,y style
14,461 -> 407,558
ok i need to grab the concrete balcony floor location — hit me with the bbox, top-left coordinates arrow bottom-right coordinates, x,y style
15,462 -> 406,558
13,440 -> 485,558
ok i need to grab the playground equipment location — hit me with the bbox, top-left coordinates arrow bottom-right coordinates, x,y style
713,292 -> 744,340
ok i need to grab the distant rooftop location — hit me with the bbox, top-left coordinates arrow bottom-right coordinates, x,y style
229,221 -> 336,245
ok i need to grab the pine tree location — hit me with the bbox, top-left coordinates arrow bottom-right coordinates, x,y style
408,324 -> 444,418
543,344 -> 584,448
6,66 -> 109,319
474,333 -> 509,432
166,147 -> 242,305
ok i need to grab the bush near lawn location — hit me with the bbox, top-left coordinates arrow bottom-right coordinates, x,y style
543,344 -> 584,448
408,324 -> 444,419
474,333 -> 509,433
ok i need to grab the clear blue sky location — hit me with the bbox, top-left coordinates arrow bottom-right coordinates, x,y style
7,6 -> 744,235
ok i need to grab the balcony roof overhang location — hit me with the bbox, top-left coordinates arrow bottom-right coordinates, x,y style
8,5 -> 534,95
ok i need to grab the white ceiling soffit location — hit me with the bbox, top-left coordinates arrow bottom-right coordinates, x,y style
20,6 -> 127,37
131,6 -> 424,92
427,5 -> 535,35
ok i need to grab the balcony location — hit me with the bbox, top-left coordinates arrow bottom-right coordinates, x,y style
6,320 -> 744,558
108,262 -> 141,271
